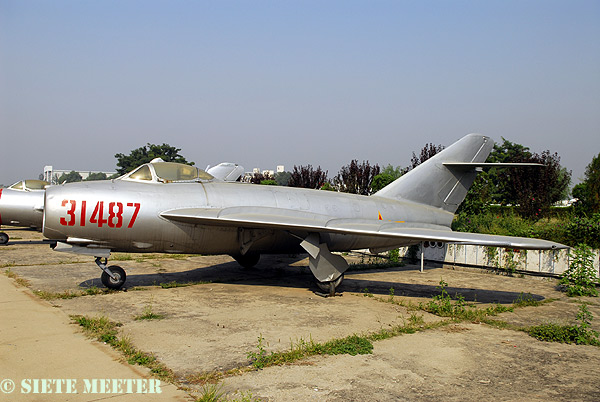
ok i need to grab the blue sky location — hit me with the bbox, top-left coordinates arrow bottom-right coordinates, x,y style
1,0 -> 598,187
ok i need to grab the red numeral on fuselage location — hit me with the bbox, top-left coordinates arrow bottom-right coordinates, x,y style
59,200 -> 77,226
59,200 -> 140,228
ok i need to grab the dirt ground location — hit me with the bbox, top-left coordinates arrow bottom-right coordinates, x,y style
2,227 -> 600,401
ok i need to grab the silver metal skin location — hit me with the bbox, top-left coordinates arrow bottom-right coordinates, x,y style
42,134 -> 568,292
0,180 -> 48,244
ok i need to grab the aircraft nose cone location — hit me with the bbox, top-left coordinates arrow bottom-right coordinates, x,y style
0,188 -> 4,226
0,188 -> 45,229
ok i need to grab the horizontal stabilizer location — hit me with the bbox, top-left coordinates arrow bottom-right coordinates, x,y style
443,162 -> 544,171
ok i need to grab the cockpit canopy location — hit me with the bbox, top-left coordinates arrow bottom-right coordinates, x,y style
8,180 -> 49,191
121,161 -> 214,183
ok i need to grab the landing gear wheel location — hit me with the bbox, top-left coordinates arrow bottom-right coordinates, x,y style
233,252 -> 261,268
0,232 -> 8,245
316,274 -> 344,297
100,266 -> 126,290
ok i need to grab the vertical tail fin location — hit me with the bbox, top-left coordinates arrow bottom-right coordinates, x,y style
373,133 -> 493,213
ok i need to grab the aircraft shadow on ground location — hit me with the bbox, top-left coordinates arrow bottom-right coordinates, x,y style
77,256 -> 543,305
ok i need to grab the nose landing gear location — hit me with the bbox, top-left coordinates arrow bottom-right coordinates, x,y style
95,257 -> 126,289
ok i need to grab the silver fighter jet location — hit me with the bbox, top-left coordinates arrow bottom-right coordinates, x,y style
42,134 -> 567,293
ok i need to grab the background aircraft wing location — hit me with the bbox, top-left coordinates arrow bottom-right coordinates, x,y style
160,207 -> 567,250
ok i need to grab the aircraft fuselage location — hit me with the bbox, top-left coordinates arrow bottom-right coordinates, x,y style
43,180 -> 453,255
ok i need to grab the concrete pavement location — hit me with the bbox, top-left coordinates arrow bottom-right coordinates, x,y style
0,273 -> 191,401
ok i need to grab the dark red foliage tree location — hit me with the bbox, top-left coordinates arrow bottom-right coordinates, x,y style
287,165 -> 328,189
334,160 -> 380,195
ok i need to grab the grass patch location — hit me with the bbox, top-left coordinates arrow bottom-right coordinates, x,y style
196,383 -> 226,402
367,313 -> 443,341
112,253 -> 134,261
416,279 -> 515,321
160,280 -> 212,289
4,268 -> 31,287
247,333 -> 374,370
512,292 -> 545,307
134,296 -> 164,320
523,304 -> 600,346
195,383 -> 260,402
33,286 -> 112,300
71,314 -> 175,382
364,280 -> 558,328
135,310 -> 164,321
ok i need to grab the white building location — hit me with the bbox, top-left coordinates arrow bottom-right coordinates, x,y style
43,165 -> 117,184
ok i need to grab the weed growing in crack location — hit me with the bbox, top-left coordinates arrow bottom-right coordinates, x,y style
160,280 -> 212,289
135,296 -> 164,320
71,315 -> 175,381
247,334 -> 269,369
247,333 -> 373,370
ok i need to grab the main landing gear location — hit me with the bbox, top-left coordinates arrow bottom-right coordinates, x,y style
300,233 -> 348,297
95,257 -> 126,290
315,274 -> 345,297
0,232 -> 8,245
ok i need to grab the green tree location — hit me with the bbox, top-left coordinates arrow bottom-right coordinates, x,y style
487,138 -> 532,205
370,173 -> 395,193
460,138 -> 570,219
114,143 -> 193,175
274,171 -> 292,186
84,172 -> 108,181
371,164 -> 407,193
456,172 -> 493,216
573,153 -> 600,215
57,171 -> 82,184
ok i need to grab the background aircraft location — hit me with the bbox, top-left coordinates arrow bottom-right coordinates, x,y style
0,180 -> 48,244
42,134 -> 566,294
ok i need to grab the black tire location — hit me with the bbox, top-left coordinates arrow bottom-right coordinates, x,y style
100,266 -> 126,289
316,274 -> 344,293
233,252 -> 261,268
0,232 -> 8,245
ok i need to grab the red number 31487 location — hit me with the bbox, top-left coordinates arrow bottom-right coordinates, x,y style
60,200 -> 140,228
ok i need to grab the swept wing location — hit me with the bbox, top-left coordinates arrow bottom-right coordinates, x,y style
160,206 -> 565,250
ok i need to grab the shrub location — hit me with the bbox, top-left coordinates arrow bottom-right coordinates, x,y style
564,214 -> 600,248
559,244 -> 599,297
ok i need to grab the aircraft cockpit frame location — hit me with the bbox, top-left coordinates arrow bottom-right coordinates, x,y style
8,179 -> 49,191
119,160 -> 214,184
